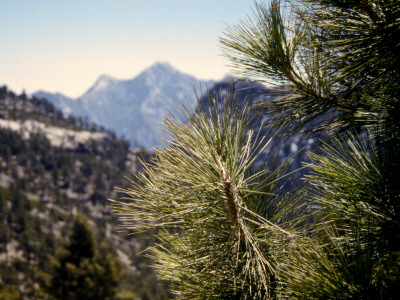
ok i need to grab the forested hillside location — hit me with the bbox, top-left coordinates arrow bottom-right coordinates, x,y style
0,86 -> 168,299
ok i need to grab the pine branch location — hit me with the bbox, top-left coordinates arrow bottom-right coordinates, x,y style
113,85 -> 299,299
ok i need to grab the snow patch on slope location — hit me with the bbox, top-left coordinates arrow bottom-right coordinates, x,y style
0,119 -> 104,148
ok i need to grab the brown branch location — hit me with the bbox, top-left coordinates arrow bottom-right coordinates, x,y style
220,168 -> 245,239
358,0 -> 385,28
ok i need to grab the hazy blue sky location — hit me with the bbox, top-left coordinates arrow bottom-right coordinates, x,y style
1,0 -> 257,98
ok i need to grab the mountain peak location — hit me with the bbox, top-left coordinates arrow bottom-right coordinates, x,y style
95,74 -> 116,87
136,62 -> 193,87
84,74 -> 117,96
149,62 -> 176,73
98,73 -> 115,81
140,62 -> 180,77
33,62 -> 214,148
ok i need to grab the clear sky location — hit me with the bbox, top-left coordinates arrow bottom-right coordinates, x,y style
0,0 -> 257,98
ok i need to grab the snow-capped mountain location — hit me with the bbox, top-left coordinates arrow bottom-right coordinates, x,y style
35,62 -> 214,148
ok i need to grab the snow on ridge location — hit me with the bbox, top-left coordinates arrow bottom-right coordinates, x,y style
0,119 -> 104,148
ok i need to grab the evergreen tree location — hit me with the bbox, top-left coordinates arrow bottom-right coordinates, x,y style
49,215 -> 121,300
221,0 -> 400,297
115,0 -> 400,298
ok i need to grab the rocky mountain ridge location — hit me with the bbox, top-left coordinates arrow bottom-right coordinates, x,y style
35,62 -> 214,148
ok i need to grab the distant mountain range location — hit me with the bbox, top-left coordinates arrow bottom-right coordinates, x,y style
35,62 -> 214,149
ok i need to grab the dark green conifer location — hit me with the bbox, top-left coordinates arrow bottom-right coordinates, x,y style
49,215 -> 121,300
